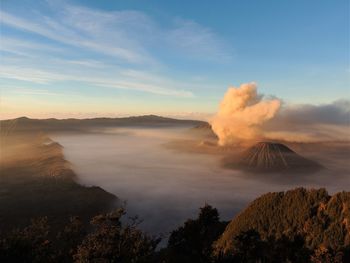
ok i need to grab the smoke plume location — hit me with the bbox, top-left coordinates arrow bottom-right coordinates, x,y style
211,83 -> 281,146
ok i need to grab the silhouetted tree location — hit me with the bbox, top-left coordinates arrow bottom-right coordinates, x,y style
55,216 -> 86,262
73,208 -> 160,263
0,217 -> 54,263
217,230 -> 266,263
1,202 -> 349,263
163,204 -> 227,263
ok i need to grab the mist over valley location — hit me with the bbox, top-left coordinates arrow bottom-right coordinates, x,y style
52,124 -> 350,236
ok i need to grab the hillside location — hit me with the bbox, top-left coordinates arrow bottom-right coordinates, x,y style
0,132 -> 117,231
214,188 -> 350,256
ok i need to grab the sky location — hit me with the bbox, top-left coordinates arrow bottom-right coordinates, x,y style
0,0 -> 349,119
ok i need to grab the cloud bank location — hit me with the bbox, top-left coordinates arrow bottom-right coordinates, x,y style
264,100 -> 350,142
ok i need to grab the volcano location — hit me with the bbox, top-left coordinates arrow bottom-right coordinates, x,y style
237,142 -> 322,173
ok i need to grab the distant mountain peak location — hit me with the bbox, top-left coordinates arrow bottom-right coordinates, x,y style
15,116 -> 30,121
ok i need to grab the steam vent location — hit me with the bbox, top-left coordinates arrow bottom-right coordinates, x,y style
238,142 -> 322,173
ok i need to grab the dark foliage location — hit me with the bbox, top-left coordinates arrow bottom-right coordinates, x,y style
217,230 -> 311,263
160,204 -> 228,263
74,208 -> 160,263
0,217 -> 54,263
1,190 -> 349,262
0,209 -> 160,263
214,188 -> 350,256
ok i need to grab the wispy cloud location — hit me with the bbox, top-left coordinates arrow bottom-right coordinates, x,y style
0,1 -> 231,98
0,4 -> 230,63
63,60 -> 106,68
11,88 -> 60,96
0,65 -> 193,97
0,37 -> 63,55
0,10 -> 149,64
167,18 -> 231,61
0,65 -> 65,84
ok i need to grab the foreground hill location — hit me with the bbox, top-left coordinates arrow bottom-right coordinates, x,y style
0,115 -> 205,133
2,188 -> 349,262
214,188 -> 350,256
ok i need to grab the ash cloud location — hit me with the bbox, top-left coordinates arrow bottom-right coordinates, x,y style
210,83 -> 281,146
275,100 -> 350,126
210,82 -> 349,144
264,100 -> 350,142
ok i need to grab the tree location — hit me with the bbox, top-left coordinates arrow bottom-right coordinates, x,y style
164,204 -> 227,263
311,245 -> 349,263
0,217 -> 54,263
216,231 -> 311,263
74,208 -> 160,263
267,234 -> 311,263
55,216 -> 86,262
217,230 -> 265,263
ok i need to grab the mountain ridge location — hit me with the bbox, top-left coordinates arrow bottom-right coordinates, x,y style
0,115 -> 206,133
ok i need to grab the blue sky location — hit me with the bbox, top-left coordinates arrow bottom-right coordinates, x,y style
0,0 -> 349,119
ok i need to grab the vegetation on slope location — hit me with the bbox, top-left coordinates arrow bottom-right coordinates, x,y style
214,188 -> 350,257
1,121 -> 349,262
159,205 -> 228,263
1,199 -> 349,262
0,208 -> 159,263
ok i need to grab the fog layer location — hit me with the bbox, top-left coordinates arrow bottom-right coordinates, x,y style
53,127 -> 350,237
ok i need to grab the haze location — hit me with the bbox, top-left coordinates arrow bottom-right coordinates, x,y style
52,126 -> 350,237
